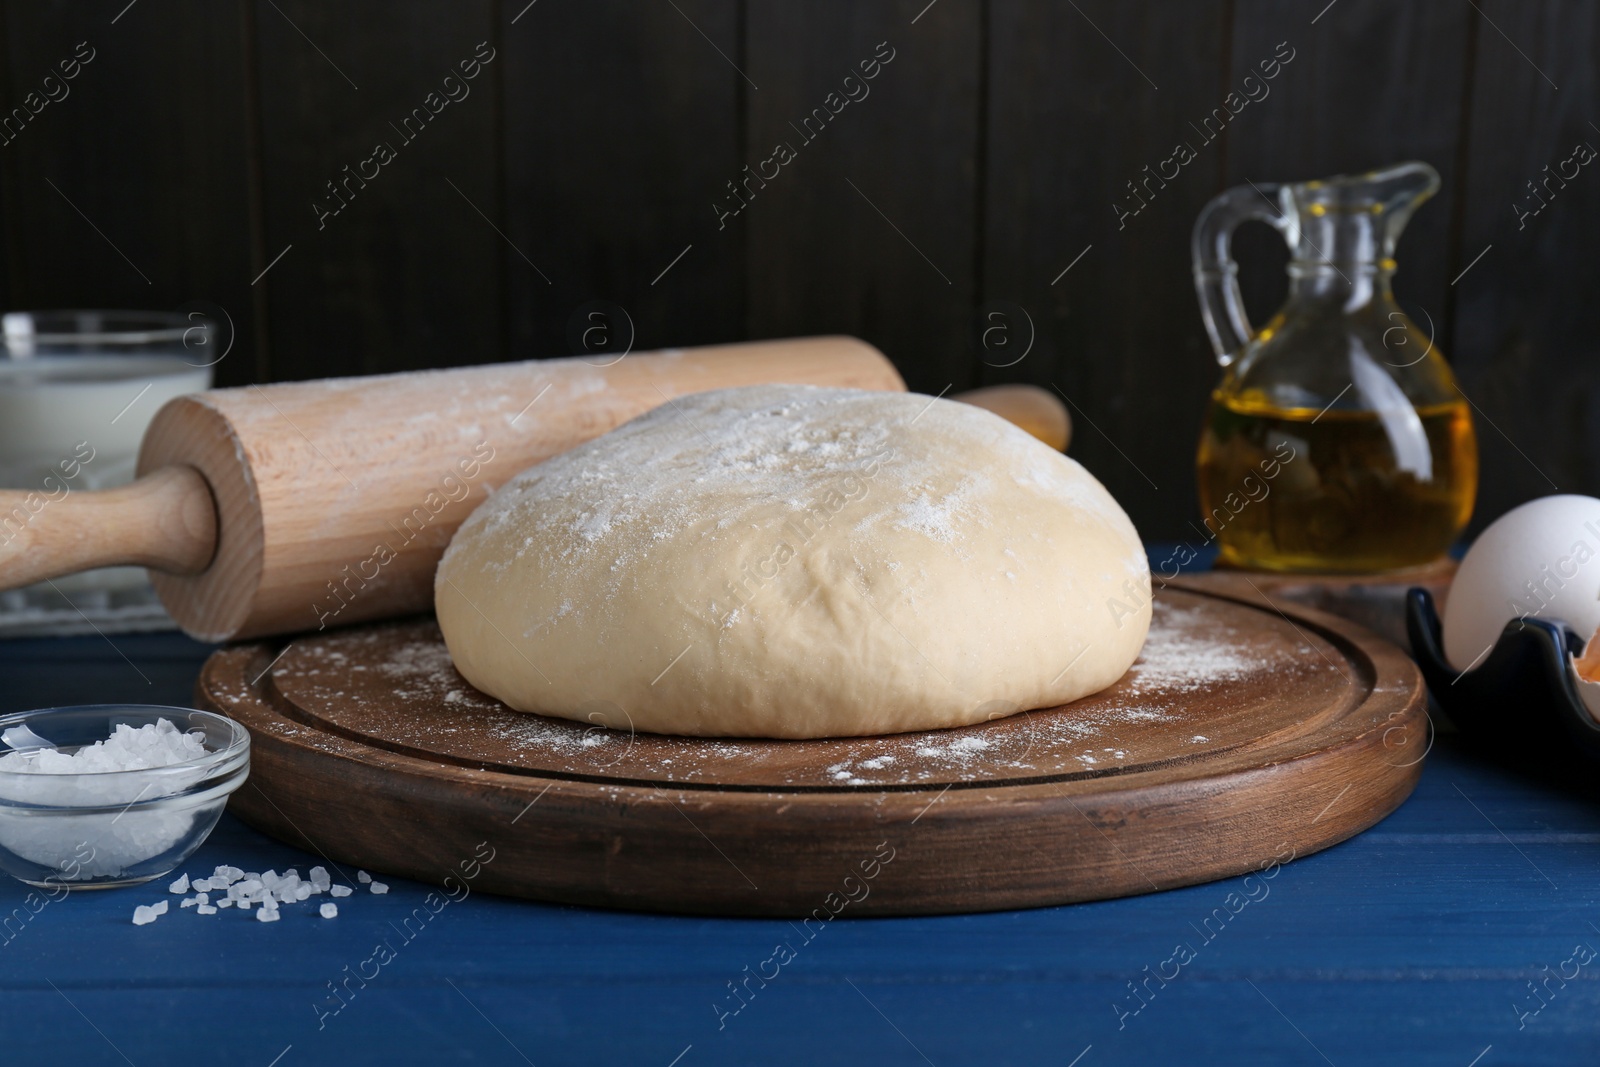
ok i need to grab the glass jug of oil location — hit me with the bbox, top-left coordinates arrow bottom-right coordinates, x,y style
1191,161 -> 1477,573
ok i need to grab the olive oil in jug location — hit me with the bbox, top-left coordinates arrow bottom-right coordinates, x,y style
1197,393 -> 1476,572
1191,161 -> 1478,572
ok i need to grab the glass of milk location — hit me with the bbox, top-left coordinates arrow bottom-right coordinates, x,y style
0,311 -> 213,616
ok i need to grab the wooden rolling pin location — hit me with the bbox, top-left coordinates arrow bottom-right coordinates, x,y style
954,384 -> 1072,452
0,337 -> 903,641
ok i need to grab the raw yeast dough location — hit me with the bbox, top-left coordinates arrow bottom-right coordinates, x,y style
434,385 -> 1151,738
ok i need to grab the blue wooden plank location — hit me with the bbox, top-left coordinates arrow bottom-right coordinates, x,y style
0,632 -> 214,714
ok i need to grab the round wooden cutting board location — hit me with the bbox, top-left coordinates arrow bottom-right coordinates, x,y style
201,581 -> 1427,916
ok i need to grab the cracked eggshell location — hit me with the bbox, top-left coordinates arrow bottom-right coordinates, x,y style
1567,661 -> 1600,725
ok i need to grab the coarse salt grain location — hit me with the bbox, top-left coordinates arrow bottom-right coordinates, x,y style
320,903 -> 338,919
369,882 -> 389,895
357,870 -> 372,884
169,873 -> 190,895
330,885 -> 353,898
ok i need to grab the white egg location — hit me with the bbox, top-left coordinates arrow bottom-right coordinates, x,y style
1443,495 -> 1600,672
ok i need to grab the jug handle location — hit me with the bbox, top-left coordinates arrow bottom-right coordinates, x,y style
1192,183 -> 1290,367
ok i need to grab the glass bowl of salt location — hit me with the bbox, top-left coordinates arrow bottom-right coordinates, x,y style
0,705 -> 249,890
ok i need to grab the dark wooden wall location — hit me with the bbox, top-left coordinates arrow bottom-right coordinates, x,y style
0,0 -> 1594,539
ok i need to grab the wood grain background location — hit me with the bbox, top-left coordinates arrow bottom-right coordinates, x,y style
0,0 -> 1591,539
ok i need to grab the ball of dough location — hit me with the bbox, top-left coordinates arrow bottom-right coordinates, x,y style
435,385 -> 1151,738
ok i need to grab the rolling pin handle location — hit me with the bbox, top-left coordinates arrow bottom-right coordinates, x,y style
0,465 -> 218,591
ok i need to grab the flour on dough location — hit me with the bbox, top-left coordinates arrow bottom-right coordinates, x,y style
435,385 -> 1151,738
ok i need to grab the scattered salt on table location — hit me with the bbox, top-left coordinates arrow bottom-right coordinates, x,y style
169,873 -> 190,895
133,859 -> 392,927
132,899 -> 171,925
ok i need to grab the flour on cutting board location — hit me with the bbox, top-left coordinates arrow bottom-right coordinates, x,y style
1120,602 -> 1275,694
276,595 -> 1316,788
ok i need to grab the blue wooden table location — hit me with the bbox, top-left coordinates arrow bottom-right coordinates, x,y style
2,602 -> 1598,1065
